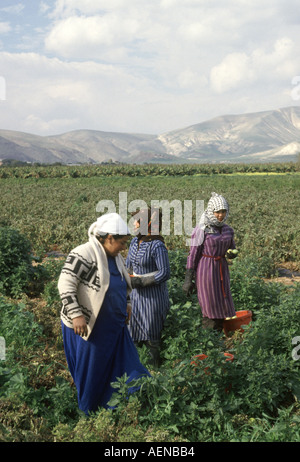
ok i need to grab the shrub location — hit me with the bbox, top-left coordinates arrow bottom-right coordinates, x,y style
0,297 -> 43,351
40,259 -> 64,316
229,255 -> 282,314
0,227 -> 34,296
52,395 -> 181,442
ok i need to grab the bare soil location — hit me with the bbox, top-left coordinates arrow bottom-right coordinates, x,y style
263,264 -> 300,286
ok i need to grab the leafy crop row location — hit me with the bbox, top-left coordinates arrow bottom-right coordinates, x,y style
0,161 -> 298,179
0,171 -> 299,269
1,246 -> 300,442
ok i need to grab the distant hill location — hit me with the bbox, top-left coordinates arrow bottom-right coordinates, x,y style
1,106 -> 300,164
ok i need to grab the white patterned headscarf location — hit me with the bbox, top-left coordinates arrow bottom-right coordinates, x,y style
88,213 -> 130,279
88,213 -> 130,238
199,192 -> 229,232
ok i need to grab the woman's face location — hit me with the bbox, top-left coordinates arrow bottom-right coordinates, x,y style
133,219 -> 140,233
213,209 -> 227,222
102,235 -> 129,257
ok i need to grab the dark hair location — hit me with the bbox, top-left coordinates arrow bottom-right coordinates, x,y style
131,207 -> 162,234
96,233 -> 129,244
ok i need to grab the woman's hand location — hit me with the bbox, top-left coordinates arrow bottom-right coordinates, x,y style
126,304 -> 132,324
72,315 -> 88,337
182,268 -> 195,296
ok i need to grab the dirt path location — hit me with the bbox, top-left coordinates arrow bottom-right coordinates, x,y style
264,267 -> 300,286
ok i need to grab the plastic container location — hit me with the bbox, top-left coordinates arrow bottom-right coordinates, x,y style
223,310 -> 252,336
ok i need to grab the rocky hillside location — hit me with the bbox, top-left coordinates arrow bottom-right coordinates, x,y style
1,106 -> 300,164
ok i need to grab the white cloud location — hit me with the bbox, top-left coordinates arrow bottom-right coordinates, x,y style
210,37 -> 298,94
0,22 -> 11,34
49,0 -> 136,19
210,53 -> 252,94
1,51 -> 191,135
0,3 -> 25,15
1,1 -> 300,136
177,69 -> 205,89
39,2 -> 51,15
45,14 -> 140,59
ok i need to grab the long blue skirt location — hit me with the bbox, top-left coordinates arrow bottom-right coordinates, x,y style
61,256 -> 150,415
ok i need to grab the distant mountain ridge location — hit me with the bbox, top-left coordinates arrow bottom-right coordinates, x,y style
1,106 -> 300,164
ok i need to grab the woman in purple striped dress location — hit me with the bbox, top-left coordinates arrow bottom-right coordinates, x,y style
126,208 -> 170,367
183,192 -> 237,332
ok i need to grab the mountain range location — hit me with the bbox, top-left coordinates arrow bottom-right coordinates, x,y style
1,106 -> 300,164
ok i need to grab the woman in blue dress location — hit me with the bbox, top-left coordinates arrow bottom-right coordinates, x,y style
126,208 -> 170,367
58,213 -> 150,415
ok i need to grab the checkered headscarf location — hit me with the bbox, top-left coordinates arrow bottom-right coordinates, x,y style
199,192 -> 229,231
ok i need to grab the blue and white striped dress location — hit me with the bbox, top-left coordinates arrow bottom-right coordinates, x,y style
126,238 -> 170,342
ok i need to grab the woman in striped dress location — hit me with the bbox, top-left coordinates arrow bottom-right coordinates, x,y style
126,208 -> 170,367
183,192 -> 237,332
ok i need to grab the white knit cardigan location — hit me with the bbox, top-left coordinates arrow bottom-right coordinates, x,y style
58,238 -> 132,340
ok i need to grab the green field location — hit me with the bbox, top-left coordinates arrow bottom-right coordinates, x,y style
0,166 -> 299,267
0,163 -> 300,442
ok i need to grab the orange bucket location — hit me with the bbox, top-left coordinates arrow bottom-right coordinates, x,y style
223,310 -> 252,336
